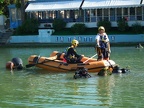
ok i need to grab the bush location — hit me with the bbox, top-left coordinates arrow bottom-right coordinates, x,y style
71,23 -> 86,34
117,17 -> 129,32
52,19 -> 66,31
131,22 -> 142,34
15,18 -> 39,35
97,20 -> 111,32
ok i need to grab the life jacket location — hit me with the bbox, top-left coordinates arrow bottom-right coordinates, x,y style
63,47 -> 70,55
63,47 -> 80,63
97,35 -> 109,60
100,35 -> 107,42
99,35 -> 108,49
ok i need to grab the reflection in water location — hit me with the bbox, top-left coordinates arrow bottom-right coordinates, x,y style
97,76 -> 115,106
0,47 -> 144,107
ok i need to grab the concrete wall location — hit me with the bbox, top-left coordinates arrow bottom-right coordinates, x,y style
0,15 -> 6,30
9,35 -> 144,44
9,28 -> 144,44
0,15 -> 6,26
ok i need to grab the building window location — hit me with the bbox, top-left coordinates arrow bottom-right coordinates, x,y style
43,11 -> 46,20
74,10 -> 79,19
46,11 -> 49,19
69,10 -> 75,22
37,11 -> 56,22
91,9 -> 96,22
123,8 -> 128,15
53,11 -> 56,19
31,12 -> 38,19
85,9 -> 90,22
116,8 -> 122,21
65,10 -> 70,18
130,7 -> 135,20
60,10 -> 65,18
97,9 -> 102,21
103,9 -> 109,21
136,7 -> 142,20
123,8 -> 128,19
63,10 -> 71,22
110,8 -> 115,21
46,11 -> 55,19
91,9 -> 96,16
38,12 -> 42,19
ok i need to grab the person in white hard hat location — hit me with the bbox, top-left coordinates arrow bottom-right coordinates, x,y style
95,26 -> 111,61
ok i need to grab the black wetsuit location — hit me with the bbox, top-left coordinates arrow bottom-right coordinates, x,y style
64,47 -> 82,63
11,58 -> 23,70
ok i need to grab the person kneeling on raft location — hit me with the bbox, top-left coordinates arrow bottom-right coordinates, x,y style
64,39 -> 83,63
6,57 -> 24,70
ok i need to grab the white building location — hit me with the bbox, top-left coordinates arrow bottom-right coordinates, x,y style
25,0 -> 144,28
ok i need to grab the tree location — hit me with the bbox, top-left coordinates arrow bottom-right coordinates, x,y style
20,0 -> 25,23
97,20 -> 111,32
15,0 -> 26,23
0,0 -> 16,16
117,17 -> 129,32
0,0 -> 26,23
52,19 -> 66,31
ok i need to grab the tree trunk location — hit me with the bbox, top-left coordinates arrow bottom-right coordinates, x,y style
21,0 -> 25,23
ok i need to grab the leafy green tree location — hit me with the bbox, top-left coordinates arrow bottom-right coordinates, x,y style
0,0 -> 26,23
97,20 -> 111,32
52,19 -> 66,31
15,18 -> 39,35
131,22 -> 142,34
0,0 -> 16,16
20,0 -> 26,23
117,17 -> 129,32
71,23 -> 86,34
0,0 -> 4,14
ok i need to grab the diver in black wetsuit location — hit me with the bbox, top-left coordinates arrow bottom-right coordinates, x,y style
6,57 -> 23,70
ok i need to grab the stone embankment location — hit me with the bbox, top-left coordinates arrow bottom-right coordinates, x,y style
0,31 -> 13,45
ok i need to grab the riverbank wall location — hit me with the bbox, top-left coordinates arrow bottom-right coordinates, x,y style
5,29 -> 144,47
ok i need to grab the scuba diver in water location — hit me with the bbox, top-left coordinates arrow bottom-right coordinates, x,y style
64,39 -> 83,63
135,43 -> 143,49
97,65 -> 130,76
112,65 -> 130,74
6,57 -> 24,70
95,26 -> 111,60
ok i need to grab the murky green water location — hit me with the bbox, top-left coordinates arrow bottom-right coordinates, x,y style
0,46 -> 144,108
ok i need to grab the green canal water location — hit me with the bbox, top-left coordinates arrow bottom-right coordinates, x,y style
0,46 -> 144,108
